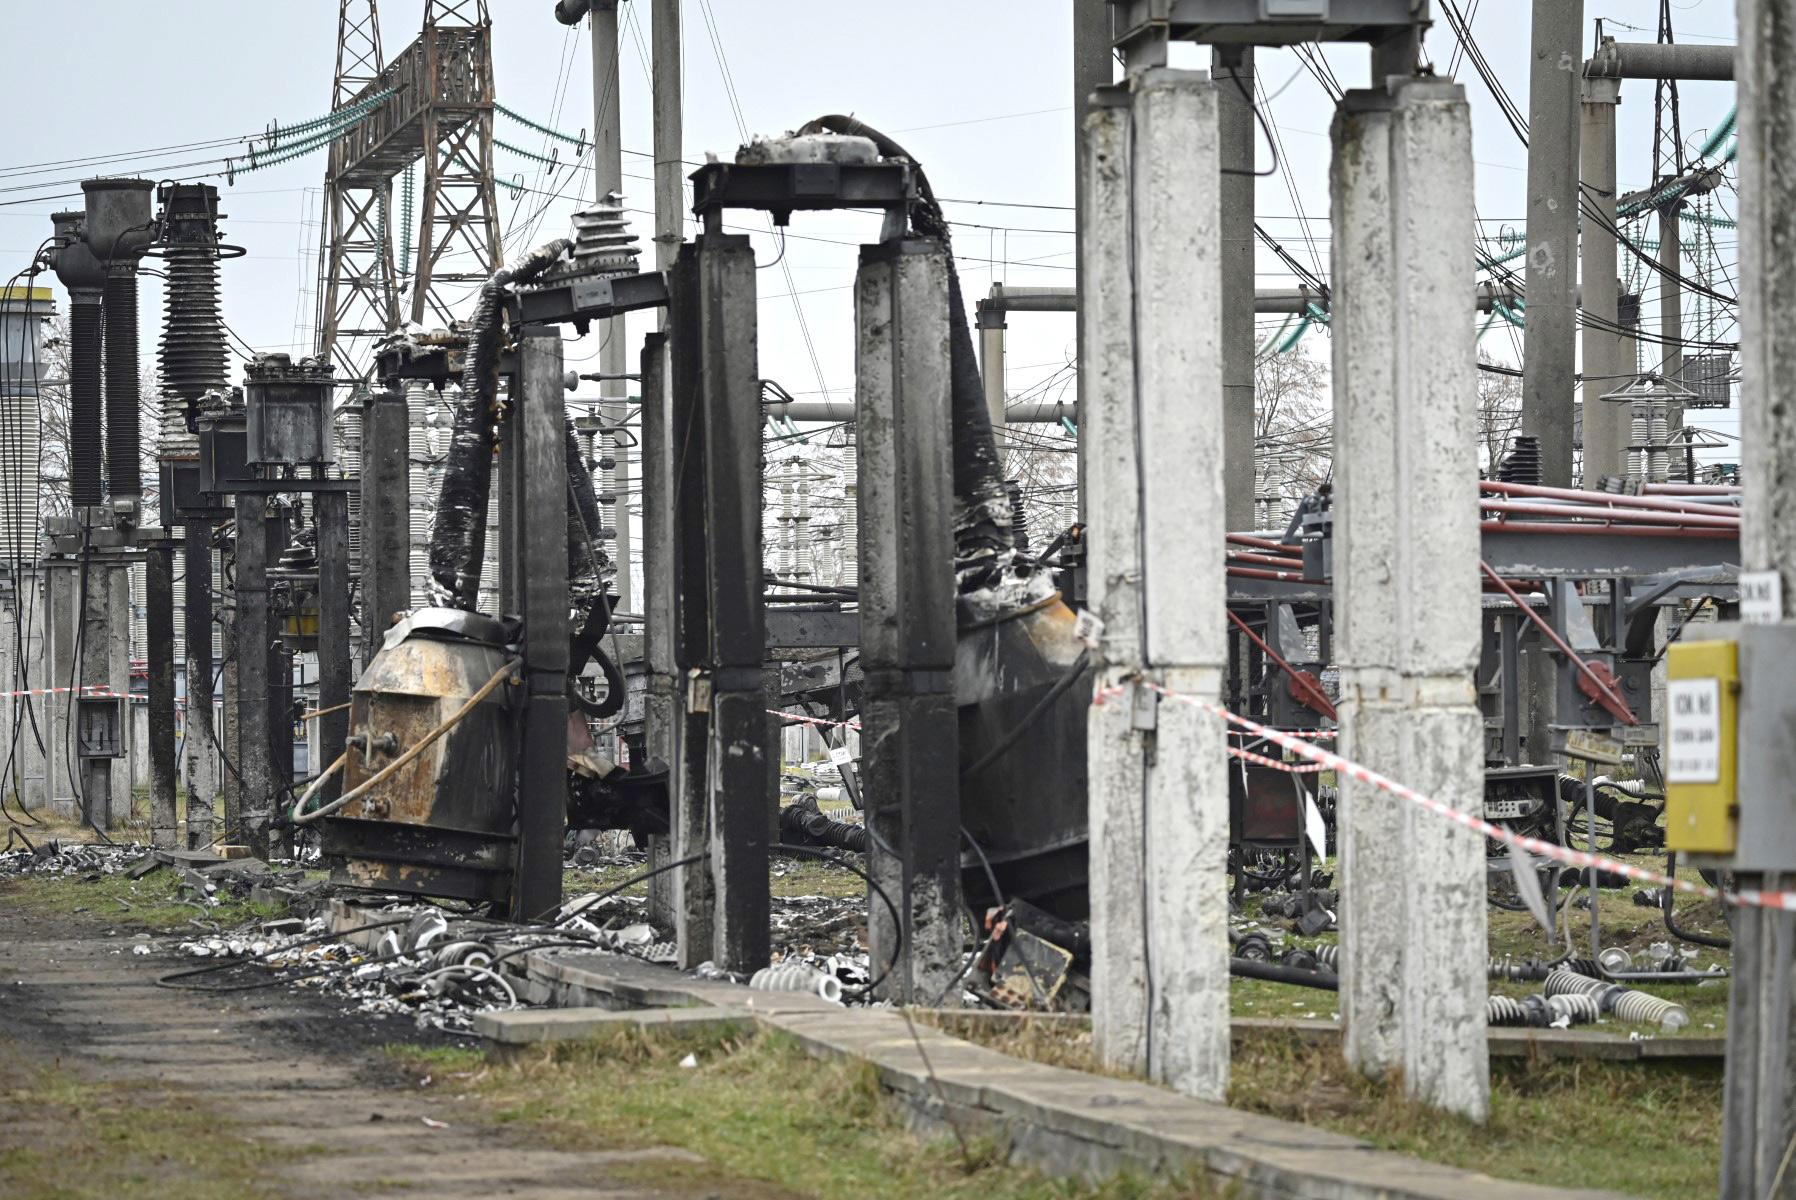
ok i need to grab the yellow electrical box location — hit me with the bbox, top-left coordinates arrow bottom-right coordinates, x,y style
1665,639 -> 1740,854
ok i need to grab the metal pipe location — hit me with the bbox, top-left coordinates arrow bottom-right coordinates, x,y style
1481,479 -> 1742,518
1585,40 -> 1736,81
977,281 -> 1531,316
1644,483 -> 1740,495
1480,498 -> 1740,530
1226,551 -> 1307,570
1228,533 -> 1301,553
1480,520 -> 1733,539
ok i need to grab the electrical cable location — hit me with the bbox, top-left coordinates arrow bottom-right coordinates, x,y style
960,650 -> 1090,778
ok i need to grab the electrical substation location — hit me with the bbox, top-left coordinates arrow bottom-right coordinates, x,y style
0,2 -> 1789,1197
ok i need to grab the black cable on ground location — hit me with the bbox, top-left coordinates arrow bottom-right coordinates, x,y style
772,841 -> 901,1001
1231,957 -> 1337,991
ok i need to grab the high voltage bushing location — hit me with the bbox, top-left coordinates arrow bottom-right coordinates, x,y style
155,184 -> 230,443
83,178 -> 156,504
47,210 -> 106,510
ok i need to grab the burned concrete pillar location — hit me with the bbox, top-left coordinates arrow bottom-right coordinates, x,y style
1331,79 -> 1488,1121
855,238 -> 961,1004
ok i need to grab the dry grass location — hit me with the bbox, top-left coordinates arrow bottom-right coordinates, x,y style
914,1010 -> 1721,1200
0,1038 -> 295,1200
390,1026 -> 1217,1199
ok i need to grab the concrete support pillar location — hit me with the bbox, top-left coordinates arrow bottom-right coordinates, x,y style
1579,76 -> 1627,484
1084,82 -> 1149,1078
509,328 -> 570,922
234,494 -> 273,857
1082,69 -> 1229,1102
855,239 -> 961,1004
75,555 -> 112,828
1520,0 -> 1584,488
667,247 -> 715,966
645,0 -> 682,922
17,569 -> 49,811
1722,4 -> 1796,1191
44,562 -> 78,818
146,541 -> 178,845
590,1 -> 633,614
667,235 -> 769,972
1215,47 -> 1256,531
699,235 -> 769,974
315,491 -> 351,814
1331,81 -> 1488,1122
1072,0 -> 1112,527
106,564 -> 130,823
977,299 -> 1006,462
220,542 -> 240,839
181,521 -> 216,847
640,332 -> 678,930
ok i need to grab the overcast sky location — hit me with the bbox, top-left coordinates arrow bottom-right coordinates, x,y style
1,1 -> 1742,474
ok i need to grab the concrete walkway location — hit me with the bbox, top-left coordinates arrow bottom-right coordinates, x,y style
0,917 -> 799,1200
492,947 -> 1636,1200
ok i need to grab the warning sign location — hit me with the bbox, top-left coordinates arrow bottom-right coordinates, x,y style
1667,676 -> 1722,784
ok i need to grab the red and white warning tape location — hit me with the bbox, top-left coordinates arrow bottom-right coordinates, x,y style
0,684 -> 130,701
1229,744 -> 1328,774
1123,678 -> 1796,914
768,708 -> 861,733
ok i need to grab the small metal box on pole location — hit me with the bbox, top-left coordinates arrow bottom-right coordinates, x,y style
75,695 -> 125,758
244,354 -> 336,467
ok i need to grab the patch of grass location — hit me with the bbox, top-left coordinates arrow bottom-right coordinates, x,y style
387,1027 -> 1210,1199
912,1012 -> 1113,1077
1229,1031 -> 1720,1200
0,1038 -> 294,1200
0,867 -> 285,933
921,1013 -> 1720,1199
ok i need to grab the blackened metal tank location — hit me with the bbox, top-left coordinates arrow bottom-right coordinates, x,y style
319,608 -> 519,902
956,595 -> 1092,918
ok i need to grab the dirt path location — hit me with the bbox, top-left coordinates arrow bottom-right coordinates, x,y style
0,907 -> 798,1200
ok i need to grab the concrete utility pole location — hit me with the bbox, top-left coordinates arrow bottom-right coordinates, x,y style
856,240 -> 961,1004
639,0 -> 681,928
1215,47 -> 1256,531
1072,0 -> 1111,529
651,0 -> 681,280
1721,4 -> 1796,1191
1332,80 -> 1488,1122
1082,66 -> 1230,1102
1520,0 -> 1583,488
589,0 -> 633,613
1579,75 -> 1627,483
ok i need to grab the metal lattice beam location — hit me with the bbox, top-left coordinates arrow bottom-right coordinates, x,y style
315,1 -> 501,376
317,1 -> 397,382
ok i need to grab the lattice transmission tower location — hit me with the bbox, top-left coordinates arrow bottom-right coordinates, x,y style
316,0 -> 502,379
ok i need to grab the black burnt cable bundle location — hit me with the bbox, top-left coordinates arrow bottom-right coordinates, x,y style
794,115 -> 1025,598
429,238 -> 572,610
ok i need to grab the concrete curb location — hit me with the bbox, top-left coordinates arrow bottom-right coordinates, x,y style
494,948 -> 1632,1200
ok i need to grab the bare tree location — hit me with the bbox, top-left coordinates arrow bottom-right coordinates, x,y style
1254,346 -> 1332,526
1475,352 -> 1524,475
